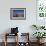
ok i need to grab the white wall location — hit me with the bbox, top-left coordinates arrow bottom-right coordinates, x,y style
0,0 -> 37,42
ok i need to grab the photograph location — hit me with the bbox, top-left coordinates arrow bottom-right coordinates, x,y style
10,8 -> 26,20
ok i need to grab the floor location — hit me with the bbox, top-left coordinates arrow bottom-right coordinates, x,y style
0,42 -> 46,46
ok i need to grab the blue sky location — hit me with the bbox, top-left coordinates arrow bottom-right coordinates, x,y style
13,10 -> 24,13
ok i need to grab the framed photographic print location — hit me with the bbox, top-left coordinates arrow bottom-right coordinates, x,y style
37,0 -> 46,18
36,0 -> 46,26
10,8 -> 26,20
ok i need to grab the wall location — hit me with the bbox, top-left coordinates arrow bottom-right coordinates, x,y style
0,0 -> 36,42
